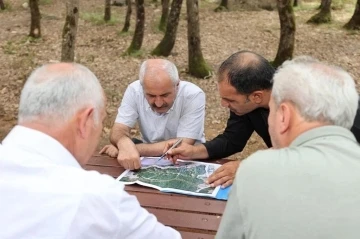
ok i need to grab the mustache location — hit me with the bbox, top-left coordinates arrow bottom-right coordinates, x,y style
151,103 -> 168,109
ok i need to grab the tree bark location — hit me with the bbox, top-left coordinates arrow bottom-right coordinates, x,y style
344,0 -> 360,30
308,0 -> 332,24
159,0 -> 170,32
0,0 -> 5,10
29,0 -> 41,38
214,0 -> 228,12
152,0 -> 182,56
186,0 -> 212,78
121,0 -> 132,32
293,0 -> 301,7
125,0 -> 145,55
273,0 -> 296,67
61,0 -> 79,62
104,0 -> 111,22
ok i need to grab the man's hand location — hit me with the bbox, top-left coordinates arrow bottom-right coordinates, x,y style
164,140 -> 195,163
117,146 -> 141,170
207,160 -> 241,188
99,144 -> 119,158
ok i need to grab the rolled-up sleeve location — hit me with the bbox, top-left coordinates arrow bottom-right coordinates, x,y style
115,85 -> 139,128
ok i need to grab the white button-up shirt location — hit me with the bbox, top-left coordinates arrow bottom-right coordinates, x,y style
116,80 -> 206,143
0,126 -> 181,239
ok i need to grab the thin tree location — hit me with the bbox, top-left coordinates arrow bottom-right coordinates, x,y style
214,0 -> 228,12
121,0 -> 132,32
125,0 -> 145,55
151,0 -> 183,56
29,0 -> 41,38
159,0 -> 170,32
273,0 -> 296,67
308,0 -> 332,24
344,0 -> 360,30
293,0 -> 301,7
0,0 -> 5,10
104,0 -> 111,22
61,0 -> 79,62
186,0 -> 212,78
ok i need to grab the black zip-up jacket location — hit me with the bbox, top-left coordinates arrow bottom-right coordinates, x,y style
203,108 -> 272,160
351,99 -> 360,143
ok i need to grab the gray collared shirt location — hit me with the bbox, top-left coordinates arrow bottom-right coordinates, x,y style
115,80 -> 205,143
216,126 -> 360,239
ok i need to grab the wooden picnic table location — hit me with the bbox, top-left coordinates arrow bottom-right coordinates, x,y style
84,155 -> 230,239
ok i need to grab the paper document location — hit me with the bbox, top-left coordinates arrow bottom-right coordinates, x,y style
117,157 -> 221,198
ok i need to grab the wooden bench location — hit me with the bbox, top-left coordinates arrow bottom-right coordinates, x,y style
84,155 -> 230,239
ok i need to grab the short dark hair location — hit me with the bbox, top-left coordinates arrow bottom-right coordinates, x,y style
218,50 -> 275,95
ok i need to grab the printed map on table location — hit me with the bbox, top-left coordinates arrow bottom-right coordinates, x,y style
116,157 -> 221,198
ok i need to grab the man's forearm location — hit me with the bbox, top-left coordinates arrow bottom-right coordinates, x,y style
136,141 -> 167,157
192,144 -> 209,160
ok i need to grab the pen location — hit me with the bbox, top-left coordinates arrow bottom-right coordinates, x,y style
157,138 -> 183,162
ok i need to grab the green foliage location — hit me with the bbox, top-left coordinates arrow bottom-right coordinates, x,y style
81,12 -> 120,26
123,49 -> 144,57
1,1 -> 13,11
39,0 -> 53,5
3,41 -> 16,55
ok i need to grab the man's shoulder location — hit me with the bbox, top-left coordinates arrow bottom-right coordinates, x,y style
179,81 -> 204,96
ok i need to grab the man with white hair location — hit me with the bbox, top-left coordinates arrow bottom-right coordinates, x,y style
216,57 -> 360,239
100,59 -> 206,170
0,63 -> 181,239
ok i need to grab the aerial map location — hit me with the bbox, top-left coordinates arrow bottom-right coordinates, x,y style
116,158 -> 221,198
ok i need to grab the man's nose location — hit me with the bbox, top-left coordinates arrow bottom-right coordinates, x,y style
220,99 -> 229,108
155,97 -> 163,107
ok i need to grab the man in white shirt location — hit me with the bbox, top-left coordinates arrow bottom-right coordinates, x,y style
0,63 -> 181,239
100,59 -> 205,170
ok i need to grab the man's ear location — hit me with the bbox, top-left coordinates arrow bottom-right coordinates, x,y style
279,103 -> 291,134
77,107 -> 94,139
250,91 -> 264,104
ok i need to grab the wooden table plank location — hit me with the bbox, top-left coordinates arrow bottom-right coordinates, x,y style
130,191 -> 225,214
179,231 -> 215,239
146,208 -> 221,231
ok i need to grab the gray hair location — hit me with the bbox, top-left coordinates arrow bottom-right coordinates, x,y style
18,63 -> 104,125
139,59 -> 179,85
272,56 -> 359,129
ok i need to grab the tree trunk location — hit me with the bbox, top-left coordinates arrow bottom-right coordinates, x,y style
29,0 -> 41,38
121,0 -> 132,32
214,0 -> 228,12
273,0 -> 296,67
293,0 -> 301,7
61,0 -> 79,62
0,0 -> 5,10
186,0 -> 212,78
151,0 -> 182,56
308,0 -> 332,24
125,0 -> 145,55
344,0 -> 360,30
104,0 -> 111,22
159,0 -> 170,32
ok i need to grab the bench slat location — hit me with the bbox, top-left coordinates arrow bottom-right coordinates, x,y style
130,191 -> 225,214
179,231 -> 215,239
147,208 -> 221,231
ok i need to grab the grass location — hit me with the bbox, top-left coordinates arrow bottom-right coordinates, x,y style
39,0 -> 53,5
3,41 -> 16,55
81,12 -> 121,26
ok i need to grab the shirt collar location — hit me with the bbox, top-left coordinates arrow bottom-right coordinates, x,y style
2,125 -> 81,168
290,125 -> 356,147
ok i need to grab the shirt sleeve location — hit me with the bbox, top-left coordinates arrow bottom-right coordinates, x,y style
176,91 -> 206,141
203,111 -> 254,160
115,84 -> 139,128
215,170 -> 245,239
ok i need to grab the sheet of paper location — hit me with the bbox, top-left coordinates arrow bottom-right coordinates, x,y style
117,159 -> 221,198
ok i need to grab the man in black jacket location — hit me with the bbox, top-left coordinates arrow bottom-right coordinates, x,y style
167,51 -> 360,188
166,50 -> 274,188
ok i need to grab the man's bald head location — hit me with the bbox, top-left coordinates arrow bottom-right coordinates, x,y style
217,50 -> 275,94
139,59 -> 179,86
